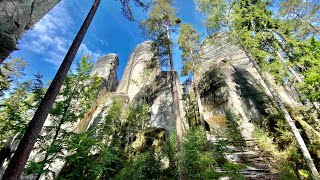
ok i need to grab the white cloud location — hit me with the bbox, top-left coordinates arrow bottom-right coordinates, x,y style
79,43 -> 102,62
20,0 -> 101,68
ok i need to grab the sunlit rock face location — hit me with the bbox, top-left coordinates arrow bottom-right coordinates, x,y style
91,53 -> 119,92
74,54 -> 120,133
148,72 -> 188,133
198,33 -> 301,139
0,0 -> 61,61
80,41 -> 187,134
116,40 -> 161,101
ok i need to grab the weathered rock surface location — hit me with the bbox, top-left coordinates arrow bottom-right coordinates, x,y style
0,0 -> 60,61
77,41 -> 187,134
91,53 -> 119,92
199,33 -> 301,139
149,71 -> 188,133
116,41 -> 160,101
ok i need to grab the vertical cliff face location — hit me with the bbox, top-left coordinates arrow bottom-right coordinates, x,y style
148,71 -> 188,133
198,33 -> 301,139
116,41 -> 160,101
0,0 -> 60,61
91,53 -> 119,92
76,41 -> 187,134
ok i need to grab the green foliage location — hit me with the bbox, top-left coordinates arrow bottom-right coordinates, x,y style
295,37 -> 320,102
126,102 -> 150,132
178,23 -> 201,78
183,128 -> 216,179
0,58 -> 27,97
30,73 -> 45,107
140,0 -> 180,68
0,83 -> 30,146
225,110 -> 246,148
57,98 -> 127,180
26,56 -> 101,178
115,151 -> 162,180
24,161 -> 47,175
279,0 -> 320,38
185,92 -> 200,127
117,0 -> 148,21
195,0 -> 230,33
212,139 -> 229,165
162,129 -> 179,177
58,131 -> 122,180
253,127 -> 307,179
278,161 -> 299,180
0,76 -> 43,148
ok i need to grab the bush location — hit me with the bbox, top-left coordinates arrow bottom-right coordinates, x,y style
115,151 -> 162,179
183,128 -> 216,179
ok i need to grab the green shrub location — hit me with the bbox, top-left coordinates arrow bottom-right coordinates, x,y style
115,151 -> 162,179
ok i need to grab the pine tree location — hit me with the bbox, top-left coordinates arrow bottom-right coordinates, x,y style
0,58 -> 27,97
296,37 -> 320,103
178,23 -> 209,131
0,81 -> 32,167
0,72 -> 45,169
141,0 -> 184,149
141,1 -> 187,179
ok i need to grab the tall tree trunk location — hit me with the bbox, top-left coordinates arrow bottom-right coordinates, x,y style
195,89 -> 207,130
0,133 -> 20,170
240,43 -> 320,180
165,23 -> 184,149
295,13 -> 320,33
1,0 -> 101,179
166,22 -> 186,180
36,82 -> 79,180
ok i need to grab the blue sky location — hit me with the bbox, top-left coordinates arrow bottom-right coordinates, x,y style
9,0 -> 207,84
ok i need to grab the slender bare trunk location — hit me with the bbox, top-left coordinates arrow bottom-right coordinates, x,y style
195,89 -> 206,129
165,22 -> 183,149
265,36 -> 320,114
240,43 -> 320,180
1,0 -> 101,179
165,21 -> 186,180
295,13 -> 320,33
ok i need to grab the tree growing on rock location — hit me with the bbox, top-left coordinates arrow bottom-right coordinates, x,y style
195,0 -> 320,179
140,0 -> 187,179
141,0 -> 184,149
178,23 -> 209,131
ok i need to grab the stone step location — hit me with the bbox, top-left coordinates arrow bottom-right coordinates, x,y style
215,167 -> 270,175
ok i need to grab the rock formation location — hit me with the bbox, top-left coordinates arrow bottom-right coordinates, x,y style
76,41 -> 187,134
91,53 -> 119,92
198,33 -> 301,139
1,34 -> 306,179
0,0 -> 60,62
